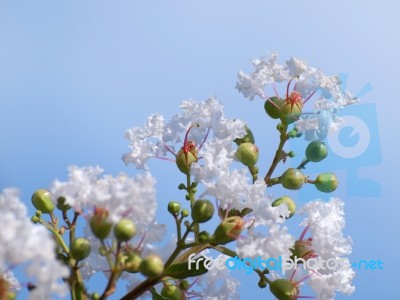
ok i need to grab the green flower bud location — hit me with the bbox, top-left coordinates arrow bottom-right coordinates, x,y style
277,123 -> 285,132
168,201 -> 181,215
31,189 -> 55,214
234,125 -> 255,145
305,140 -> 328,162
272,196 -> 296,218
269,279 -> 298,300
181,209 -> 189,218
191,199 -> 214,223
91,293 -> 100,300
179,280 -> 190,291
288,151 -> 295,158
290,238 -> 314,261
264,97 -> 284,119
235,142 -> 259,167
287,130 -> 297,138
113,219 -> 136,242
56,197 -> 71,211
280,168 -> 305,190
210,216 -> 244,245
315,173 -> 338,193
122,252 -> 142,273
280,94 -> 303,124
31,216 -> 39,223
161,284 -> 186,300
139,254 -> 164,277
198,231 -> 210,243
71,237 -> 91,261
176,149 -> 197,175
178,183 -> 186,190
89,208 -> 113,240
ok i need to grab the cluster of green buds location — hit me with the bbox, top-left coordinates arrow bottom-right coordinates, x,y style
234,126 -> 259,180
279,140 -> 338,193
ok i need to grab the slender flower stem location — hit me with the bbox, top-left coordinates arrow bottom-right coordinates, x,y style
297,158 -> 310,170
185,174 -> 199,240
264,123 -> 289,184
99,242 -> 122,300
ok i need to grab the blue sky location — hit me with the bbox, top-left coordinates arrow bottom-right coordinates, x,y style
1,1 -> 399,299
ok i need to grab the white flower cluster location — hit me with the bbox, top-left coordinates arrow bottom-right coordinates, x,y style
50,165 -> 157,225
122,97 -> 247,171
236,52 -> 358,140
0,189 -> 69,299
300,197 -> 355,299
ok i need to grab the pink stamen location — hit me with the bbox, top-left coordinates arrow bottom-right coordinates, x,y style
187,276 -> 200,290
273,83 -> 280,97
184,123 -> 200,145
136,231 -> 147,252
162,143 -> 177,157
153,155 -> 176,162
290,268 -> 297,281
302,89 -> 317,105
296,275 -> 310,284
299,225 -> 310,241
198,123 -> 211,151
286,78 -> 295,99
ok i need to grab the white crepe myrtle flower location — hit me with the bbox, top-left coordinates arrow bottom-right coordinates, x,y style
299,197 -> 355,299
50,165 -> 157,225
122,97 -> 246,171
195,254 -> 240,300
0,189 -> 68,299
236,224 -> 295,262
308,260 -> 355,300
236,52 -> 358,140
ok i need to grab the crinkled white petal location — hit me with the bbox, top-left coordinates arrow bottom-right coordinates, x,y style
236,224 -> 295,261
309,260 -> 355,300
300,197 -> 352,258
196,254 -> 240,300
50,166 -> 157,225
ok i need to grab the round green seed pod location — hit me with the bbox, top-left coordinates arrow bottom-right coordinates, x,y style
139,254 -> 164,277
113,219 -> 136,242
235,142 -> 259,167
123,253 -> 142,273
71,238 -> 91,261
269,279 -> 298,300
168,201 -> 181,215
161,284 -> 186,300
280,168 -> 305,190
191,199 -> 214,223
264,97 -> 284,119
89,210 -> 113,240
315,172 -> 338,192
306,140 -> 328,162
31,189 -> 55,214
